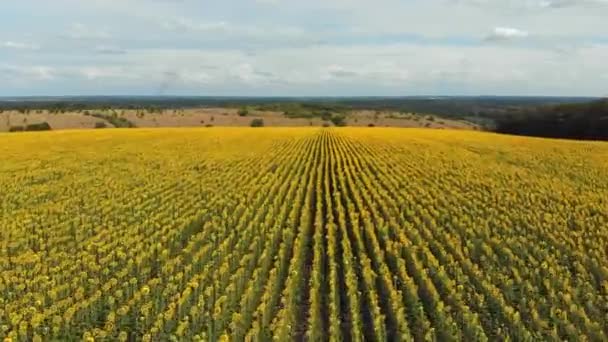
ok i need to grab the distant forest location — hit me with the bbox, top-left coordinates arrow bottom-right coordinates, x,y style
495,99 -> 608,141
0,96 -> 592,117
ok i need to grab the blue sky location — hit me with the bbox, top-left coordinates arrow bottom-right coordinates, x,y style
1,0 -> 607,96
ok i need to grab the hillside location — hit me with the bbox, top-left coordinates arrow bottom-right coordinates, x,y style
1,128 -> 607,340
0,108 -> 477,132
6,96 -> 608,137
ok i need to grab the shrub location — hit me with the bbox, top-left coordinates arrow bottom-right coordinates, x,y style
238,107 -> 249,117
89,113 -> 135,128
250,118 -> 264,127
9,126 -> 24,132
25,122 -> 51,131
368,123 -> 375,127
95,122 -> 107,129
322,122 -> 331,127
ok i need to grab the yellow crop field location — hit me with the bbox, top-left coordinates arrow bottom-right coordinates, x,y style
1,127 -> 608,341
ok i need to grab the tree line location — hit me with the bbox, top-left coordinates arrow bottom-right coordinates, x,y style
495,99 -> 608,141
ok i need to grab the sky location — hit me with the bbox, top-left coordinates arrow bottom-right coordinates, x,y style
1,0 -> 607,96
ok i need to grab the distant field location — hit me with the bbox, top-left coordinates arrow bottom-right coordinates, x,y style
0,108 -> 477,131
1,128 -> 607,341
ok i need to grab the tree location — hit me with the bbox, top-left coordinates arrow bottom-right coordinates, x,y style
330,114 -> 347,127
250,118 -> 264,127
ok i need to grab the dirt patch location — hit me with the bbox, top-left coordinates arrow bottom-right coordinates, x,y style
120,108 -> 327,127
0,111 -> 113,131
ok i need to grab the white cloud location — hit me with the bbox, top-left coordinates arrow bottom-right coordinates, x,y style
79,66 -> 134,80
323,64 -> 359,80
2,41 -> 40,50
29,67 -> 55,80
452,0 -> 608,10
539,0 -> 608,8
161,18 -> 229,32
485,27 -> 529,41
179,70 -> 211,84
1,0 -> 607,95
94,43 -> 605,95
1,65 -> 56,81
70,64 -> 211,86
64,23 -> 111,40
228,63 -> 280,84
321,62 -> 409,84
3,42 -> 607,95
159,16 -> 318,47
94,45 -> 126,54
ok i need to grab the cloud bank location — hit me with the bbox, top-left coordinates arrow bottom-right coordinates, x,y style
0,0 -> 606,96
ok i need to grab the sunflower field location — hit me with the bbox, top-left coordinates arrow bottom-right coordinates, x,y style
1,127 -> 607,341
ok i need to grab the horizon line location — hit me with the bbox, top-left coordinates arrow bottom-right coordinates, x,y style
0,95 -> 602,99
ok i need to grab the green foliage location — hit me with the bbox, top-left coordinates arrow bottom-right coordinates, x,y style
26,122 -> 52,131
9,122 -> 52,132
496,99 -> 608,140
89,112 -> 136,128
238,107 -> 250,117
330,114 -> 347,127
8,126 -> 24,132
250,118 -> 264,127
